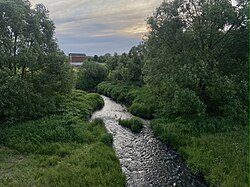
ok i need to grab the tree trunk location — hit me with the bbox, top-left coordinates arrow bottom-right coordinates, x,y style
21,63 -> 26,79
13,33 -> 18,75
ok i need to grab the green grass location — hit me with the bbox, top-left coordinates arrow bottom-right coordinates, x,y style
97,81 -> 156,119
96,81 -> 249,186
97,81 -> 133,103
0,90 -> 125,187
151,118 -> 248,187
57,89 -> 104,119
118,117 -> 143,133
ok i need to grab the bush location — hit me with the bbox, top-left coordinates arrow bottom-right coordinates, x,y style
150,119 -> 189,148
119,117 -> 143,133
101,133 -> 113,146
172,88 -> 206,115
58,90 -> 104,119
97,82 -> 157,119
0,69 -> 52,123
131,119 -> 143,133
0,55 -> 75,124
129,103 -> 154,119
97,81 -> 134,103
75,62 -> 108,91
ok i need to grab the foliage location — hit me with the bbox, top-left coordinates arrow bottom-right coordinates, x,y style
97,81 -> 135,103
97,82 -> 155,119
129,103 -> 154,119
57,90 -> 104,119
119,117 -> 143,133
100,133 -> 114,147
106,46 -> 144,84
87,53 -> 111,63
150,118 -> 248,187
144,0 -> 248,121
75,61 -> 108,91
0,68 -> 40,122
97,82 -> 156,119
0,0 -> 75,123
0,90 -> 125,186
127,86 -> 156,118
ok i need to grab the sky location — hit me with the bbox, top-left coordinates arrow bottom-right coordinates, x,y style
29,0 -> 163,56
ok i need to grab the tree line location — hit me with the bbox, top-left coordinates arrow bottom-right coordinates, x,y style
1,0 -> 247,125
78,0 -> 248,125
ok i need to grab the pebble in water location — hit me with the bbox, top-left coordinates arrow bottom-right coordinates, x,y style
91,96 -> 207,187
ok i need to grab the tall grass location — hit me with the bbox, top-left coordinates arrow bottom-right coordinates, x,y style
151,117 -> 248,187
118,117 -> 143,133
97,81 -> 156,119
0,90 -> 125,187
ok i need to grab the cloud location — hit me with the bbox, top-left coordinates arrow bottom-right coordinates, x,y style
29,0 -> 163,55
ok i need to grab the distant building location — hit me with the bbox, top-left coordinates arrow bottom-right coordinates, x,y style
69,53 -> 87,66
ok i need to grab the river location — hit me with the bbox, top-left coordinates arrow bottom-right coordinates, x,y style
91,95 -> 207,187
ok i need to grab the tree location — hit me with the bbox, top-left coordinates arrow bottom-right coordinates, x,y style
76,62 -> 108,91
93,55 -> 99,62
106,46 -> 144,84
0,0 -> 75,123
144,0 -> 248,120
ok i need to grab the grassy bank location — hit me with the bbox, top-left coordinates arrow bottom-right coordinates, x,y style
97,81 -> 248,187
0,90 -> 125,187
97,81 -> 155,119
151,118 -> 248,187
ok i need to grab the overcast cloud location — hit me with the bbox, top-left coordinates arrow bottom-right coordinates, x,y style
29,0 -> 162,56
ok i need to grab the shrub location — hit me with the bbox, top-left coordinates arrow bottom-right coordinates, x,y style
0,69 -> 51,123
172,88 -> 206,115
58,90 -> 104,119
129,103 -> 154,119
119,117 -> 143,133
75,62 -> 108,91
86,93 -> 104,110
118,119 -> 131,128
101,133 -> 113,146
150,119 -> 189,148
130,118 -> 143,133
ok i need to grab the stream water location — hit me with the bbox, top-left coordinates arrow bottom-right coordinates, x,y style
91,96 -> 207,187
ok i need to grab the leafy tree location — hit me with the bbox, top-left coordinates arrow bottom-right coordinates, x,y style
76,62 -> 108,91
106,46 -> 144,84
93,55 -> 99,62
144,0 -> 248,120
0,0 -> 75,123
106,52 -> 119,70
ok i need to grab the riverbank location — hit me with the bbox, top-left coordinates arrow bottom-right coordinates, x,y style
96,81 -> 249,187
0,90 -> 125,186
91,95 -> 207,186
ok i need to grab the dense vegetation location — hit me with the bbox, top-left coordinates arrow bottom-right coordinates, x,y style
75,61 -> 108,91
1,0 -> 248,186
91,0 -> 249,186
0,90 -> 125,186
0,1 -> 125,186
150,118 -> 248,186
119,117 -> 144,133
97,82 -> 155,119
0,0 -> 75,123
144,0 -> 248,121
